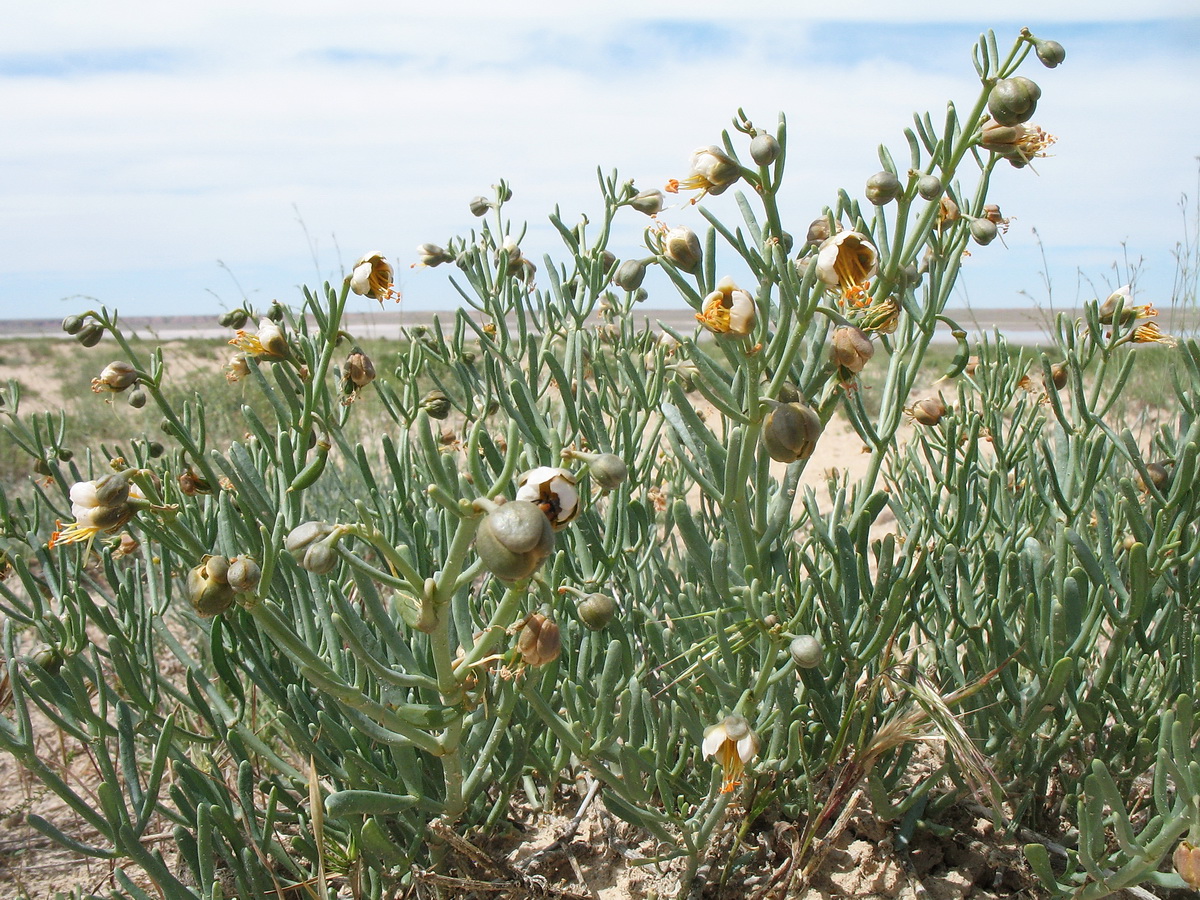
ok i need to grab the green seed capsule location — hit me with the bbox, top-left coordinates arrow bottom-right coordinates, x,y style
762,400 -> 822,463
127,388 -> 148,409
422,391 -> 452,420
218,309 -> 249,329
475,501 -> 555,583
987,76 -> 1041,127
62,314 -> 85,335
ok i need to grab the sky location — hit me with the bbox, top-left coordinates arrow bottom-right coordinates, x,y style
2,2 -> 1198,322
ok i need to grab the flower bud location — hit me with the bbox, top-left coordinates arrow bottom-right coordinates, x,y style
421,390 -> 452,420
517,613 -> 561,666
78,322 -> 104,347
203,554 -> 230,584
1032,38 -> 1066,68
218,309 -> 250,329
415,243 -> 453,267
762,400 -> 822,463
298,543 -> 337,575
93,472 -> 132,508
147,441 -> 165,458
830,326 -> 875,375
663,226 -> 701,272
614,259 -> 647,292
969,218 -> 998,246
629,189 -> 664,216
987,76 -> 1041,127
865,171 -> 902,206
285,521 -> 333,554
586,453 -> 628,490
749,133 -> 780,166
577,593 -> 617,630
907,395 -> 947,426
475,500 -> 555,583
469,196 -> 491,217
1174,841 -> 1200,890
227,556 -> 261,593
62,314 -> 85,335
805,217 -> 833,246
916,174 -> 942,201
789,635 -> 823,669
127,388 -> 147,408
91,361 -> 138,393
187,563 -> 236,617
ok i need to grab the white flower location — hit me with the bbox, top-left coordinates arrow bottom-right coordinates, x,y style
667,146 -> 740,202
515,466 -> 580,530
350,252 -> 398,302
695,277 -> 755,337
702,715 -> 759,793
229,319 -> 288,359
816,231 -> 878,306
51,475 -> 145,548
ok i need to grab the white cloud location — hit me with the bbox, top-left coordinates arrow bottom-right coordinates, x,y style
1,11 -> 1197,318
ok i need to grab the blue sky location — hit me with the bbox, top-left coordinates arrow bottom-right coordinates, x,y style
1,2 -> 1198,321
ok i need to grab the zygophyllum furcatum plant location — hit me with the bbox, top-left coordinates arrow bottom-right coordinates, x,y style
1,26 -> 1198,900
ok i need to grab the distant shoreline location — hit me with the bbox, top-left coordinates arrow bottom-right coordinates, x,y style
1,307 -> 1193,344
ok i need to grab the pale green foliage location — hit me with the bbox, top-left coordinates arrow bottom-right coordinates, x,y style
0,28 -> 1197,900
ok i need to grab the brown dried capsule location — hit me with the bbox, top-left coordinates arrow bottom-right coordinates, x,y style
907,395 -> 947,426
829,326 -> 875,374
516,613 -> 561,666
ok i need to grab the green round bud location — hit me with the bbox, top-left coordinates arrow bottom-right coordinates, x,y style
614,259 -> 646,292
588,453 -> 628,490
469,196 -> 491,217
78,322 -> 104,348
865,171 -> 902,205
749,133 -> 780,166
218,309 -> 249,329
916,175 -> 942,201
762,400 -> 822,464
226,556 -> 261,593
285,521 -> 332,554
203,555 -> 230,584
577,592 -> 617,630
969,219 -> 998,246
300,543 -> 337,575
127,388 -> 148,409
789,634 -> 823,669
421,390 -> 452,420
62,314 -> 85,335
57,448 -> 74,462
147,441 -> 165,458
266,301 -> 286,323
629,189 -> 664,216
987,76 -> 1041,127
475,501 -> 555,583
93,472 -> 131,508
1034,38 -> 1066,68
